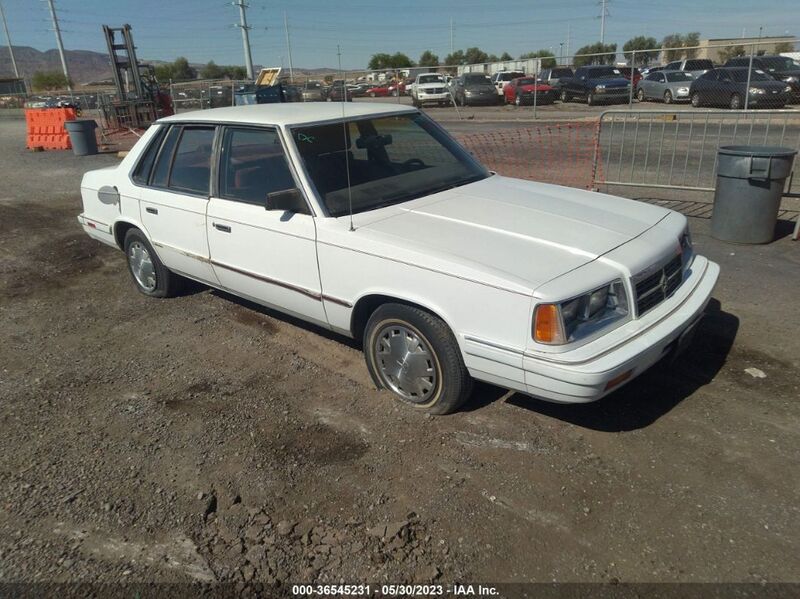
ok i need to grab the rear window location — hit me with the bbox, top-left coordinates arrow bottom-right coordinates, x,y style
665,72 -> 693,82
464,74 -> 491,84
685,60 -> 713,70
551,68 -> 573,77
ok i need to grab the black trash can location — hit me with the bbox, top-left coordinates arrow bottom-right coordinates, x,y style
711,145 -> 796,244
64,119 -> 98,156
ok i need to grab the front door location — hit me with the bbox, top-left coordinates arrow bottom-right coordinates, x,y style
139,124 -> 218,284
206,126 -> 327,327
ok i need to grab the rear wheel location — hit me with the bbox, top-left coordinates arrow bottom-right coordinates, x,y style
586,92 -> 595,106
664,90 -> 673,104
364,304 -> 472,415
369,92 -> 376,98
730,93 -> 742,110
123,228 -> 181,298
514,93 -> 522,106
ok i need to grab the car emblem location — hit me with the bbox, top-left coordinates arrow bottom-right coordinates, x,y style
660,272 -> 669,296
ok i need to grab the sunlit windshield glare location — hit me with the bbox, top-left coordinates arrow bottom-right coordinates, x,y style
291,113 -> 489,217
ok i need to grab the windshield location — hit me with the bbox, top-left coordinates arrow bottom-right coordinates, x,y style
665,71 -> 693,82
759,57 -> 799,71
685,60 -> 713,70
418,75 -> 444,84
517,78 -> 537,86
464,74 -> 491,84
292,113 -> 489,217
590,67 -> 622,79
731,69 -> 772,82
552,68 -> 573,77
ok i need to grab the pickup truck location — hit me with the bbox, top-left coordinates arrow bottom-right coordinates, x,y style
560,65 -> 631,105
77,103 -> 718,415
410,73 -> 450,107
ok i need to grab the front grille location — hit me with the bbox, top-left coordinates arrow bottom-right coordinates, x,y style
422,87 -> 445,94
634,254 -> 683,316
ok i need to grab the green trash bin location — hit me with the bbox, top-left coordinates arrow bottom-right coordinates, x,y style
64,119 -> 98,156
711,145 -> 797,244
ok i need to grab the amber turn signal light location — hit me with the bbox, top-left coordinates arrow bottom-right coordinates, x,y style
533,304 -> 565,344
604,369 -> 633,391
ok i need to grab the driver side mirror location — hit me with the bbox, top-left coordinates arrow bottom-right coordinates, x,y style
265,188 -> 306,213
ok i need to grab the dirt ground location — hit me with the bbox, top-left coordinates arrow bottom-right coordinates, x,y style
1,119 -> 799,594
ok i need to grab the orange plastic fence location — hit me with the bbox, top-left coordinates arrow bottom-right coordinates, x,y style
458,122 -> 602,190
25,107 -> 77,150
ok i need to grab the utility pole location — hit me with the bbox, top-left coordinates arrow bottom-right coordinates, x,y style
450,18 -> 454,55
233,0 -> 254,80
45,0 -> 71,91
599,0 -> 607,44
744,25 -> 762,110
0,1 -> 19,78
284,11 -> 294,82
565,23 -> 571,65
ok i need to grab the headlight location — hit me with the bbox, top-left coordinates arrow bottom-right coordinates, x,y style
465,90 -> 474,95
677,87 -> 689,93
595,84 -> 606,91
784,86 -> 793,93
533,280 -> 629,345
681,225 -> 694,269
784,76 -> 798,83
749,87 -> 765,95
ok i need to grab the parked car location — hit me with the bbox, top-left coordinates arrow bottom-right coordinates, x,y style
640,66 -> 664,77
410,73 -> 449,107
663,58 -> 714,79
365,83 -> 391,98
636,70 -> 694,103
503,77 -> 555,106
300,81 -> 324,102
78,103 -> 718,414
724,55 -> 800,103
617,67 -> 642,88
689,67 -> 792,109
560,65 -> 630,105
348,83 -> 372,98
537,67 -> 574,90
387,79 -> 410,97
451,73 -> 497,106
491,71 -> 525,103
326,82 -> 353,102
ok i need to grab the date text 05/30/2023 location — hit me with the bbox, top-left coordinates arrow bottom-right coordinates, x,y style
291,584 -> 500,596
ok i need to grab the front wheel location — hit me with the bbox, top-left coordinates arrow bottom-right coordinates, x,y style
664,90 -> 673,104
730,93 -> 742,110
364,303 -> 472,415
586,92 -> 595,106
691,92 -> 702,107
637,88 -> 645,101
560,90 -> 569,103
123,228 -> 181,298
514,94 -> 522,106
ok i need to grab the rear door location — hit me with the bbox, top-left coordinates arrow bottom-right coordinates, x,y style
206,126 -> 327,326
139,124 -> 218,284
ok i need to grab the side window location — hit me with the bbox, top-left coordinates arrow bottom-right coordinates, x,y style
150,126 -> 181,188
169,127 -> 216,195
132,126 -> 165,184
718,71 -> 731,82
220,127 -> 299,206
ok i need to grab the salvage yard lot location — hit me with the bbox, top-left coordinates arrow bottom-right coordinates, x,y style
1,118 -> 799,588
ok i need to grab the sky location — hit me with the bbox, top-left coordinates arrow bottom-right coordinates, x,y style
1,0 -> 799,70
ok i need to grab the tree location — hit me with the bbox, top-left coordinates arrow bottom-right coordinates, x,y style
520,49 -> 557,68
31,71 -> 71,91
573,43 -> 617,67
661,32 -> 701,61
774,41 -> 794,53
225,66 -> 248,80
444,50 -> 465,66
367,52 -> 413,70
500,52 -> 513,61
463,47 -> 490,64
717,45 -> 746,62
171,57 -> 196,81
200,61 -> 224,79
418,50 -> 439,67
622,36 -> 659,66
487,54 -> 499,63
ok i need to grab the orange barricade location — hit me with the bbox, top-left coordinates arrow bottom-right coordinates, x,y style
25,107 -> 77,150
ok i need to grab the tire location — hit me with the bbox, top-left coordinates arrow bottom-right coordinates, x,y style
664,90 -> 673,104
514,94 -> 522,107
123,228 -> 181,298
560,89 -> 569,103
364,303 -> 472,415
586,92 -> 595,106
730,93 -> 741,110
637,88 -> 645,102
691,92 -> 702,108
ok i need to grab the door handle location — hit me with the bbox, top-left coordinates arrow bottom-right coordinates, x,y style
213,223 -> 231,233
145,207 -> 158,215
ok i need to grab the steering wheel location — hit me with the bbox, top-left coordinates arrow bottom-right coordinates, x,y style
402,158 -> 426,171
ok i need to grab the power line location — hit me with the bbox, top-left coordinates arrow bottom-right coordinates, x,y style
0,0 -> 19,77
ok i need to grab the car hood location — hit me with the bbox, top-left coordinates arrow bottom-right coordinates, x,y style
417,81 -> 446,88
589,77 -> 629,87
350,176 -> 670,294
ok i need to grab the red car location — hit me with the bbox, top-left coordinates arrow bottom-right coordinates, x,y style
365,84 -> 391,98
387,80 -> 407,96
618,67 -> 642,88
504,77 -> 555,106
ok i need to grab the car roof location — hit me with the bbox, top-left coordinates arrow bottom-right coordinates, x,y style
159,103 -> 417,127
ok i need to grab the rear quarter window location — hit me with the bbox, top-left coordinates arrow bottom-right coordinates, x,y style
131,126 -> 166,185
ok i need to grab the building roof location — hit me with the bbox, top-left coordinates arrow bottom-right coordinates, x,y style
159,102 -> 417,127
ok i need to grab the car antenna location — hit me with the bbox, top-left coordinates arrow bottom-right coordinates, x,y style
337,44 -> 355,232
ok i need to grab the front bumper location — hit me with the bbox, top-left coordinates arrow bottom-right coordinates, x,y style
416,92 -> 449,103
520,256 -> 719,403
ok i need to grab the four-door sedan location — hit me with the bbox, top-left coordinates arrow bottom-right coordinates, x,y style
79,103 -> 719,414
503,77 -> 555,106
690,67 -> 792,109
636,70 -> 694,104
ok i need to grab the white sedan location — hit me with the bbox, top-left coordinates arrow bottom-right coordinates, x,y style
78,103 -> 719,414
